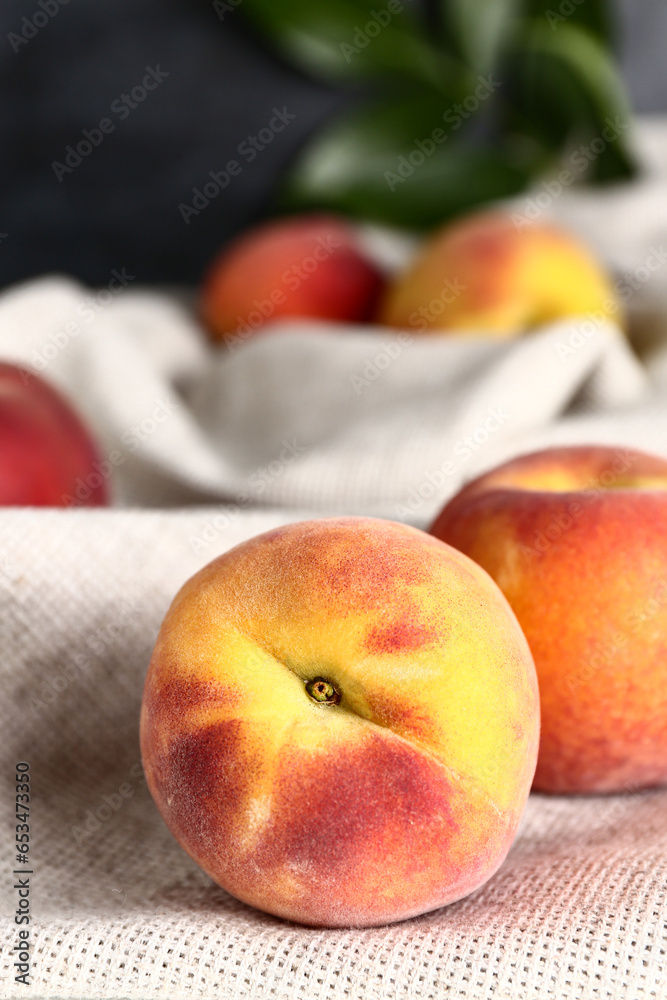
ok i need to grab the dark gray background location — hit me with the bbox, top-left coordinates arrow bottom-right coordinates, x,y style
0,0 -> 665,289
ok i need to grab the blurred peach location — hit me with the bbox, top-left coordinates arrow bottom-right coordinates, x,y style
0,363 -> 108,506
200,214 -> 385,344
377,211 -> 621,336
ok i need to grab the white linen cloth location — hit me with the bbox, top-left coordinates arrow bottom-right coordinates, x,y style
1,118 -> 667,999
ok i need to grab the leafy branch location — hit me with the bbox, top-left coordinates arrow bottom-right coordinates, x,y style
239,0 -> 637,227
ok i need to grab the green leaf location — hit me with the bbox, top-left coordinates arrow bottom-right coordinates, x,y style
240,0 -> 458,92
277,96 -> 535,228
523,0 -> 613,45
507,21 -> 637,181
439,0 -> 521,74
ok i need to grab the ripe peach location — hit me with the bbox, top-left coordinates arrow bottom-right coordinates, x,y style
200,215 -> 385,344
377,211 -> 621,336
140,517 -> 539,927
0,363 -> 108,506
431,446 -> 667,794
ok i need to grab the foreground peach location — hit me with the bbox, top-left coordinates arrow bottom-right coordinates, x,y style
377,211 -> 621,335
141,517 -> 538,927
0,363 -> 108,506
431,446 -> 667,794
200,214 -> 384,344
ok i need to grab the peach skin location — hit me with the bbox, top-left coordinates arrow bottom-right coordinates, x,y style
431,445 -> 667,794
200,214 -> 384,344
377,211 -> 622,336
0,362 -> 108,506
140,517 -> 539,927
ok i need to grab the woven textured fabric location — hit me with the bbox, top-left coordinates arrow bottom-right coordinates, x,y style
1,508 -> 667,1000
1,118 -> 667,998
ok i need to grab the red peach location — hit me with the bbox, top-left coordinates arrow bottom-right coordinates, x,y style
431,445 -> 667,793
200,215 -> 385,343
0,363 -> 107,506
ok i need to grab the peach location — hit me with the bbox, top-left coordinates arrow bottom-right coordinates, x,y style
430,446 -> 667,794
200,214 -> 385,344
0,363 -> 108,506
377,211 -> 621,336
140,517 -> 539,927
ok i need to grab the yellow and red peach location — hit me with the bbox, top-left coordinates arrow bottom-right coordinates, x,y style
377,211 -> 621,336
140,517 -> 539,927
431,445 -> 667,794
200,214 -> 385,343
0,362 -> 108,506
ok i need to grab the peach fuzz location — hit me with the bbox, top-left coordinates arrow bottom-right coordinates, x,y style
200,214 -> 384,343
377,211 -> 621,336
140,517 -> 539,927
431,445 -> 667,794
